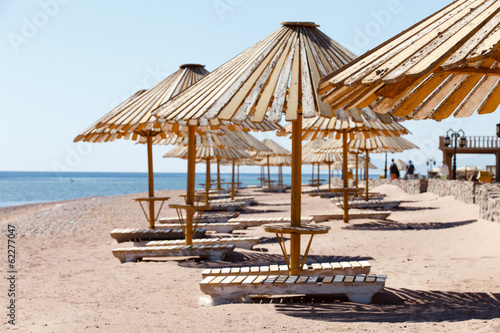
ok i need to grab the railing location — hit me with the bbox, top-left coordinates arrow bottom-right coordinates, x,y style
440,136 -> 500,149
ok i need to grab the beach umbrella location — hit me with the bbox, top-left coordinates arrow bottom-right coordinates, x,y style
153,22 -> 360,274
162,128 -> 270,202
395,159 -> 408,172
278,114 -> 410,223
257,154 -> 292,187
74,64 -> 209,229
317,136 -> 419,200
254,139 -> 291,189
317,1 -> 500,181
302,140 -> 339,190
164,143 -> 252,203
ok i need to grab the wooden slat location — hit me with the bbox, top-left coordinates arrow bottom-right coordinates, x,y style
322,0 -> 467,88
210,276 -> 226,285
411,74 -> 465,120
477,80 -> 500,114
251,32 -> 296,122
444,10 -> 500,68
299,29 -> 316,118
231,275 -> 247,284
390,72 -> 451,117
344,275 -> 355,283
242,275 -> 258,284
406,0 -> 500,78
200,276 -> 216,285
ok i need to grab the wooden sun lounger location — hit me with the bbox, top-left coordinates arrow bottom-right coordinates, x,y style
146,236 -> 260,250
157,223 -> 240,234
158,212 -> 240,224
312,211 -> 391,223
261,186 -> 288,193
201,260 -> 371,278
110,228 -> 206,243
113,244 -> 235,263
199,273 -> 387,306
334,200 -> 401,210
207,202 -> 245,212
227,216 -> 313,229
210,196 -> 255,206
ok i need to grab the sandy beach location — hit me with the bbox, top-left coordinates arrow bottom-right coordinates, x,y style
2,184 -> 500,332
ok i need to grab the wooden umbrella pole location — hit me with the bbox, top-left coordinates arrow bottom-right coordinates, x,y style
342,130 -> 349,223
205,157 -> 211,205
355,153 -> 359,188
185,125 -> 196,245
217,158 -> 221,191
290,114 -> 302,275
237,164 -> 240,189
267,155 -> 271,189
317,162 -> 320,190
231,159 -> 235,201
365,150 -> 370,201
328,162 -> 331,191
146,134 -> 155,229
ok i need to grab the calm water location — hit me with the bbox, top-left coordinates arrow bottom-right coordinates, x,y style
0,171 -> 381,208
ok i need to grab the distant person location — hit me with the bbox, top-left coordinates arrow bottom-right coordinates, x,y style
389,159 -> 399,181
406,160 -> 415,179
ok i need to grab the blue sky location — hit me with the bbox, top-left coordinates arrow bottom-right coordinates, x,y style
1,0 -> 499,175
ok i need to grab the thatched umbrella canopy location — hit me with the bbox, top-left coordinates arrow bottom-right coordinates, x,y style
163,128 -> 269,202
253,139 -> 290,189
318,0 -> 500,121
257,154 -> 292,187
318,136 -> 419,199
302,140 -> 338,190
74,64 -> 209,229
278,113 -> 409,222
318,1 -> 500,182
152,21 -> 371,274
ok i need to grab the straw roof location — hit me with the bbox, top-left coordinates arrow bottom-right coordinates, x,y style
150,128 -> 271,153
278,114 -> 410,141
257,155 -> 292,166
163,144 -> 252,160
318,0 -> 500,120
317,136 -> 419,153
152,22 -> 360,124
260,139 -> 291,156
75,64 -> 209,143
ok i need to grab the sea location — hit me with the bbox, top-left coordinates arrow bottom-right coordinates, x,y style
0,171 -> 381,208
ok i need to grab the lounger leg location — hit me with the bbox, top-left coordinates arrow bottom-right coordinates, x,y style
199,293 -> 250,306
345,293 -> 375,304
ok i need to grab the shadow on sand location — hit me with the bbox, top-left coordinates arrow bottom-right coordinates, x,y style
392,206 -> 439,211
342,219 -> 476,231
267,288 -> 500,323
178,253 -> 373,269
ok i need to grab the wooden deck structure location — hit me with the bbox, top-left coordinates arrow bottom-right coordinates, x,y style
440,136 -> 500,181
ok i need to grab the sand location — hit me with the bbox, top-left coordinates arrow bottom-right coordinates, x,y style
2,184 -> 500,332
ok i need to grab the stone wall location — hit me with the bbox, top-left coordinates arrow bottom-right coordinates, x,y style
370,177 -> 500,223
475,183 -> 500,223
369,178 -> 421,194
427,179 -> 475,204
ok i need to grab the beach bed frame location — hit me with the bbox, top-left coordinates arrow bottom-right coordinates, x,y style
157,222 -> 240,234
210,196 -> 255,206
201,260 -> 371,278
158,212 -> 239,224
227,216 -> 313,229
112,243 -> 235,263
110,228 -> 206,243
311,211 -> 391,223
334,200 -> 401,210
199,273 -> 387,306
146,236 -> 260,250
